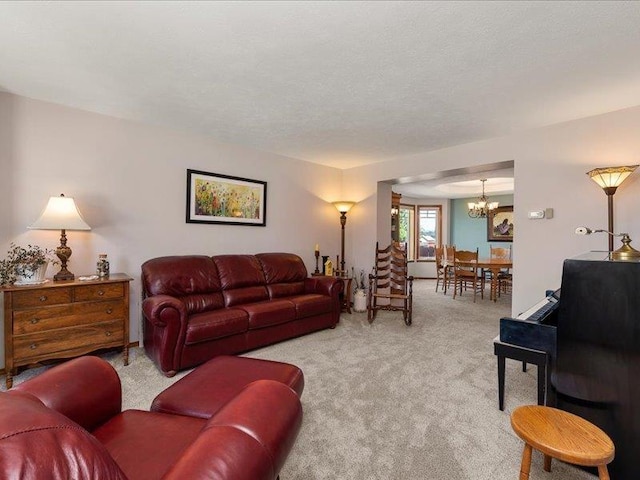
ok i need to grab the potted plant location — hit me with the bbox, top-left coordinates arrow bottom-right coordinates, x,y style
0,243 -> 58,286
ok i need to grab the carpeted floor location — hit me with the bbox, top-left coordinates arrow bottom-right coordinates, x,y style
3,280 -> 594,479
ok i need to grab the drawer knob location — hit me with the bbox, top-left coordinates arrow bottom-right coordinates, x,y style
39,295 -> 47,302
106,308 -> 113,314
98,290 -> 105,296
30,344 -> 37,350
30,318 -> 39,324
105,331 -> 112,337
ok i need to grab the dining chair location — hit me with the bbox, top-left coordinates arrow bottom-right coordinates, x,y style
453,248 -> 484,302
490,245 -> 512,297
435,246 -> 445,292
443,244 -> 456,294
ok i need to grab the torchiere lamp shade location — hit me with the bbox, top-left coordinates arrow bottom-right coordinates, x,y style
28,194 -> 91,281
587,165 -> 639,191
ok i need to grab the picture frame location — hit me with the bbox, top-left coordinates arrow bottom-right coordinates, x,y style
487,205 -> 513,242
186,169 -> 267,226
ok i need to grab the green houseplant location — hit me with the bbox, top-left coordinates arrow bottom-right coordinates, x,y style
0,243 -> 58,286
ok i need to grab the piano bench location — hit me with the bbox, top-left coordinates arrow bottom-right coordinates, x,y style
493,336 -> 549,411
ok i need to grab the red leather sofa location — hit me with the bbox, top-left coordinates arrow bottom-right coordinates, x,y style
0,356 -> 302,480
141,252 -> 342,376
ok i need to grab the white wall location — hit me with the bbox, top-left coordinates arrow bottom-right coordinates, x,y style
344,105 -> 640,315
0,93 -> 343,366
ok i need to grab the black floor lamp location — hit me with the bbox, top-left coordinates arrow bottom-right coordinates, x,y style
332,201 -> 355,275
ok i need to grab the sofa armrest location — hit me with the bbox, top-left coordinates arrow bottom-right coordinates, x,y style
142,295 -> 189,376
12,356 -> 121,432
162,379 -> 302,480
304,276 -> 343,297
142,294 -> 187,328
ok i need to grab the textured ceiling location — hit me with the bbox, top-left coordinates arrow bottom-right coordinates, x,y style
1,1 -> 640,169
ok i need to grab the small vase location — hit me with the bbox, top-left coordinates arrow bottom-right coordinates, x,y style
353,289 -> 367,312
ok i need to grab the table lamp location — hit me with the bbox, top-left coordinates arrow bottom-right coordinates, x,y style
29,194 -> 91,281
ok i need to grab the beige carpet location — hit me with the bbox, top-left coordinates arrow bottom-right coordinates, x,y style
4,280 -> 594,480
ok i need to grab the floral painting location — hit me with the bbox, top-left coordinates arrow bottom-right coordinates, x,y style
186,169 -> 267,226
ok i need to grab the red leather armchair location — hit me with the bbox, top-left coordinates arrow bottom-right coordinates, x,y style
0,356 -> 302,479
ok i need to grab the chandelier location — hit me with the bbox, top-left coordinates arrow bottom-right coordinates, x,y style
468,179 -> 499,218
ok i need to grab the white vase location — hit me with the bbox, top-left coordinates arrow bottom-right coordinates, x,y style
15,261 -> 48,285
353,289 -> 367,312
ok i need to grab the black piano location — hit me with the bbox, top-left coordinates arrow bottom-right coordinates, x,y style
498,251 -> 640,480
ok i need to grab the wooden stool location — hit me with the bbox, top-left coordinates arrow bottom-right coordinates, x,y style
510,405 -> 614,480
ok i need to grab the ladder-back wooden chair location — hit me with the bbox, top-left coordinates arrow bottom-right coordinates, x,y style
367,242 -> 414,325
453,248 -> 484,303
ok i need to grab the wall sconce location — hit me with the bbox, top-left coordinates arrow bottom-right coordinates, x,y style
332,201 -> 355,274
29,194 -> 91,281
586,165 -> 638,251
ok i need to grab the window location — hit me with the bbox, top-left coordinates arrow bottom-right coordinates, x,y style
398,205 -> 415,261
418,206 -> 441,260
398,204 -> 442,261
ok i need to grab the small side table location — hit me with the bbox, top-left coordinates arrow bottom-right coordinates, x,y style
511,405 -> 615,480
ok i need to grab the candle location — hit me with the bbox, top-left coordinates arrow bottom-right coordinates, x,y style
314,244 -> 319,253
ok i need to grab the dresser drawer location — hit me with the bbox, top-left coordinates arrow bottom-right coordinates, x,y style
74,283 -> 124,302
13,300 -> 126,335
13,321 -> 124,362
11,288 -> 72,308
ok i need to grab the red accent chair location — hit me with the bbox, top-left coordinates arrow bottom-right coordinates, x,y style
0,356 -> 302,480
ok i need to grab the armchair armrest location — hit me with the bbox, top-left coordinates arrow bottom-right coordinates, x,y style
12,356 -> 121,431
163,380 -> 302,480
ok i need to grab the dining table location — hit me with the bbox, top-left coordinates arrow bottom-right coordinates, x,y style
477,258 -> 512,301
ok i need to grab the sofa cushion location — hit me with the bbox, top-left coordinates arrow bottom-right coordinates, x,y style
256,253 -> 308,284
223,285 -> 270,307
185,308 -> 249,345
238,300 -> 296,329
142,256 -> 224,314
287,294 -> 333,318
93,410 -> 205,480
0,392 -> 127,480
213,255 -> 266,290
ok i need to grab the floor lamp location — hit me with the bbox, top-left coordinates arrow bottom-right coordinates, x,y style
332,201 -> 355,275
29,194 -> 91,281
586,165 -> 638,251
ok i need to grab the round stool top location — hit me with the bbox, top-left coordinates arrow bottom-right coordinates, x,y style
511,405 -> 615,467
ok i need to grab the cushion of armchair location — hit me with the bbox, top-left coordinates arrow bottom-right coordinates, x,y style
92,410 -> 205,480
12,356 -> 122,431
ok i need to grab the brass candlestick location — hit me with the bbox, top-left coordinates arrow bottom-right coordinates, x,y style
314,250 -> 320,274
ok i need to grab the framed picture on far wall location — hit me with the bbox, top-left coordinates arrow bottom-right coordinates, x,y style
186,169 -> 267,226
487,205 -> 513,242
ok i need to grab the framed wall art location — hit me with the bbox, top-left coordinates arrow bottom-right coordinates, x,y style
186,169 -> 267,226
487,205 -> 513,242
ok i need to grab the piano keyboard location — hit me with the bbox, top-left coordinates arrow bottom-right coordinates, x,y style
516,293 -> 559,321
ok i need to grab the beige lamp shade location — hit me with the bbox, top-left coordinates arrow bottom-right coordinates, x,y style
333,201 -> 356,213
29,194 -> 91,231
587,165 -> 639,189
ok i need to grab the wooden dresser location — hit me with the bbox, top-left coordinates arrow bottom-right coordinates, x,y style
2,273 -> 132,388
